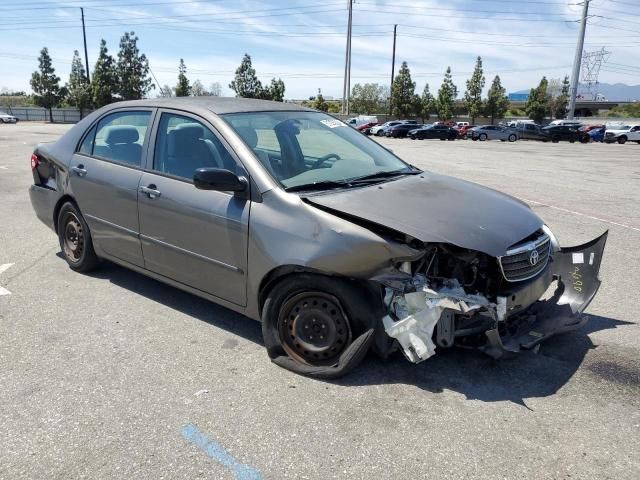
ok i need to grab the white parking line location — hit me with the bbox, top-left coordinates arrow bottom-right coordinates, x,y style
0,166 -> 8,170
0,263 -> 14,296
523,198 -> 640,233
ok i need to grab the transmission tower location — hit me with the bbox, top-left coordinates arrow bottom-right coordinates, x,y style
580,47 -> 611,101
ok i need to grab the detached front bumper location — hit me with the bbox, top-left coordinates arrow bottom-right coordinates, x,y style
482,231 -> 608,358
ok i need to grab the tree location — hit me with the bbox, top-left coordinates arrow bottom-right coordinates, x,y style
158,84 -> 173,98
525,76 -> 549,123
484,75 -> 509,124
436,66 -> 458,121
351,83 -> 385,114
91,39 -> 118,108
65,50 -> 91,119
116,31 -> 154,100
30,47 -> 62,123
190,79 -> 206,96
463,56 -> 485,123
175,58 -> 190,97
209,82 -> 222,96
229,54 -> 263,98
391,62 -> 417,117
312,89 -> 329,111
419,83 -> 435,122
265,78 -> 285,101
549,75 -> 570,119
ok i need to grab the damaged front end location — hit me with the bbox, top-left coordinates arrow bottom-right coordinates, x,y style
376,230 -> 608,363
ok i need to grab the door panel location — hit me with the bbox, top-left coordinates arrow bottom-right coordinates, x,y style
138,111 -> 249,306
68,110 -> 152,267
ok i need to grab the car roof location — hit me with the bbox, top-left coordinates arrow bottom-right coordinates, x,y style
102,96 -> 315,114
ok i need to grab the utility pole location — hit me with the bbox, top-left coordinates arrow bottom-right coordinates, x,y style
568,0 -> 590,119
341,0 -> 353,115
81,7 -> 90,84
389,24 -> 397,116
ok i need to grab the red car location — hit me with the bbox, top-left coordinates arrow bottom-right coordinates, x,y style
356,122 -> 378,134
457,124 -> 477,139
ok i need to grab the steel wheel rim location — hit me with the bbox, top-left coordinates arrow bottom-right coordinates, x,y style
62,213 -> 84,263
278,291 -> 352,366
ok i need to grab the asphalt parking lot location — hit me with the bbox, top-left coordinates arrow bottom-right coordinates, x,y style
1,122 -> 639,480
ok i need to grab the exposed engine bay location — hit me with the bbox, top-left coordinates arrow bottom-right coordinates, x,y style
375,231 -> 608,363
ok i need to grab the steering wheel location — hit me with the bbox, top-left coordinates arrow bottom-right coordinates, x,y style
312,153 -> 341,169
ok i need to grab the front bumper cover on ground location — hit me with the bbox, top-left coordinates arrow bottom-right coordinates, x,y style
482,231 -> 608,358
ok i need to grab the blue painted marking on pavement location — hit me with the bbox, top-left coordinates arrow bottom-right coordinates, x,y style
181,423 -> 263,480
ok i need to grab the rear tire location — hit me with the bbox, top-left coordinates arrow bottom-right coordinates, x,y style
57,202 -> 99,273
552,136 -> 560,143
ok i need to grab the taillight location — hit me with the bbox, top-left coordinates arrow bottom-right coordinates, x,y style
30,153 -> 40,171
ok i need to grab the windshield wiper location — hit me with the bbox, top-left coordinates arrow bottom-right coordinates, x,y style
347,168 -> 422,183
284,180 -> 352,192
284,168 -> 422,193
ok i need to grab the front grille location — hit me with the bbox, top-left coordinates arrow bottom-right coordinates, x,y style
498,233 -> 551,282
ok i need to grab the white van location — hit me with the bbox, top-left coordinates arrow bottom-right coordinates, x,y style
549,119 -> 582,127
346,115 -> 378,128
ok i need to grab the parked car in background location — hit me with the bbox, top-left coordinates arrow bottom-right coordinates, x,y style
370,121 -> 404,136
457,124 -> 476,139
456,121 -> 470,128
549,119 -> 583,127
409,124 -> 458,140
0,111 -> 18,123
386,123 -> 423,138
587,127 -> 606,143
513,123 -> 548,141
468,125 -> 519,142
356,122 -> 378,134
578,124 -> 604,143
346,115 -> 378,128
541,125 -> 581,143
604,125 -> 640,144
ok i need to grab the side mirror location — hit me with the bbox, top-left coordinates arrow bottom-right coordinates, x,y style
193,168 -> 248,194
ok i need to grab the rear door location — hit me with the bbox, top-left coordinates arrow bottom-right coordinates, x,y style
69,109 -> 153,267
137,110 -> 250,306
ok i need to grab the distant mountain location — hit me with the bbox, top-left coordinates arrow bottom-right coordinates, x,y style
512,83 -> 640,101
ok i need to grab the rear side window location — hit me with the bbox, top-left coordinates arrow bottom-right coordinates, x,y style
91,111 -> 151,167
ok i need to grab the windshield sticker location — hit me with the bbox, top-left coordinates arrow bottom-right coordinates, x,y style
320,119 -> 346,129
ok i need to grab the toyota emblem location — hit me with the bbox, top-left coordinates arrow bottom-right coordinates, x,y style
529,249 -> 540,266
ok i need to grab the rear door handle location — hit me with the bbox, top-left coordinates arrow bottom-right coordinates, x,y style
140,185 -> 161,199
71,165 -> 87,177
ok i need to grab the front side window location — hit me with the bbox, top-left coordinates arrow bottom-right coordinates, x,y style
153,113 -> 238,181
92,111 -> 151,167
222,111 -> 414,190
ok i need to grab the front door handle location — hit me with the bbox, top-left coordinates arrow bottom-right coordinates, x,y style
71,165 -> 87,177
140,184 -> 161,199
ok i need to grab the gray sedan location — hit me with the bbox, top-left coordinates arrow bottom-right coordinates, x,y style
29,98 -> 606,378
468,125 -> 519,142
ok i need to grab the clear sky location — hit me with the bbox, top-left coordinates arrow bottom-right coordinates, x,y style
0,0 -> 638,99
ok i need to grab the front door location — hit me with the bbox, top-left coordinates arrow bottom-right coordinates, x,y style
69,109 -> 153,267
137,110 -> 250,306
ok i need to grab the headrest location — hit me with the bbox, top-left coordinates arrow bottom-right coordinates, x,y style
105,126 -> 139,145
173,124 -> 204,143
235,126 -> 258,148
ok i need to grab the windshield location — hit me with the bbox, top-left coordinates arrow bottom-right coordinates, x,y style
222,111 -> 413,190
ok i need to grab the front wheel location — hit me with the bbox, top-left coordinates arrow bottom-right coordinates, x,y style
552,136 -> 560,143
479,133 -> 487,141
261,274 -> 375,378
618,136 -> 627,144
57,202 -> 99,272
508,134 -> 517,142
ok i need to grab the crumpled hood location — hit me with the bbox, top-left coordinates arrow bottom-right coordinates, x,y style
304,172 -> 543,257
